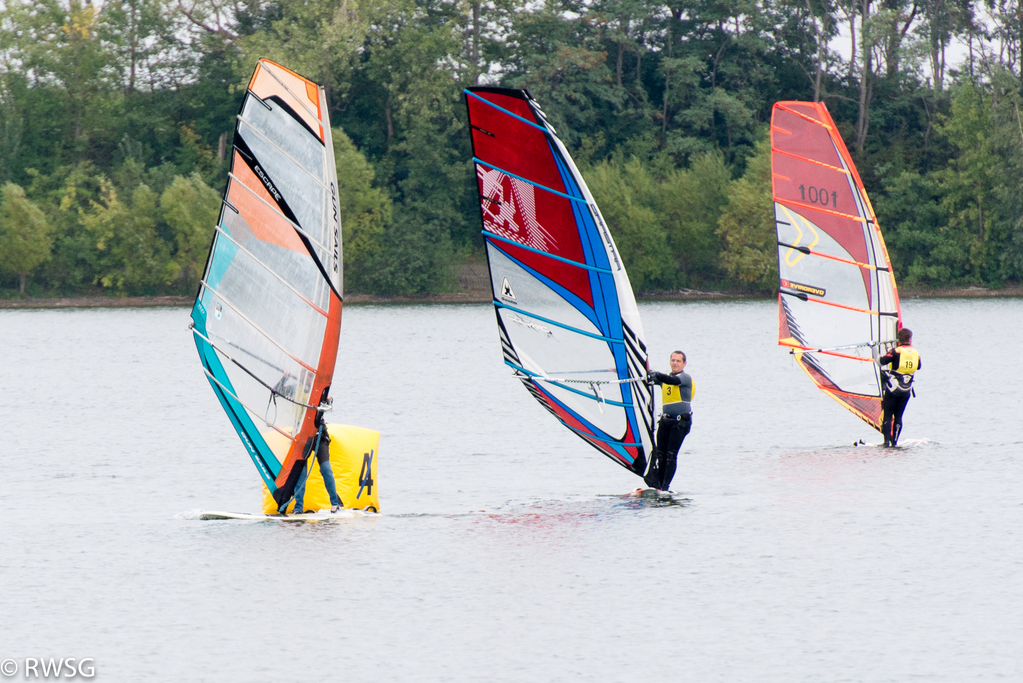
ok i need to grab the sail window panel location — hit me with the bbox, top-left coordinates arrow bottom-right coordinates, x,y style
775,203 -> 870,268
477,168 -> 593,307
238,122 -> 326,243
776,244 -> 868,311
201,291 -> 317,434
215,341 -> 312,441
241,96 -> 325,180
488,244 -> 609,348
492,270 -> 630,437
221,202 -> 326,310
783,295 -> 876,356
801,351 -> 881,398
205,237 -> 327,366
533,367 -> 629,440
513,339 -> 629,438
777,207 -> 871,306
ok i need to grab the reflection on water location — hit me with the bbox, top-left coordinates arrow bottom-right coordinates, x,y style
1,299 -> 1021,682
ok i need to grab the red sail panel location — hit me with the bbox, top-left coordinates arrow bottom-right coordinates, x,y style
771,102 -> 873,303
467,89 -> 592,306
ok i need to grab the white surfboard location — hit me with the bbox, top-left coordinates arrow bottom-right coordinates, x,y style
199,509 -> 372,521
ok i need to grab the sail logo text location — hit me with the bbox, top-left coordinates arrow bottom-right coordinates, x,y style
330,182 -> 340,273
253,165 -> 283,203
0,658 -> 96,678
508,313 -> 553,338
589,204 -> 621,271
781,279 -> 826,297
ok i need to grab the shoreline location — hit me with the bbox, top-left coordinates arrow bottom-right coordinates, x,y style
0,286 -> 1021,309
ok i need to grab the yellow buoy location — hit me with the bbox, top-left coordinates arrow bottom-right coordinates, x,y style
262,424 -> 380,513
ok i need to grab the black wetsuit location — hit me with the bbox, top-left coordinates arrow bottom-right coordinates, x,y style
645,371 -> 693,491
878,346 -> 920,446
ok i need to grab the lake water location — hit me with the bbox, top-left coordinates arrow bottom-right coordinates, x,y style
1,298 -> 1021,682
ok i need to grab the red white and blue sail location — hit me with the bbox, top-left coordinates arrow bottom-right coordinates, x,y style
771,101 -> 902,430
465,87 -> 654,474
191,60 -> 343,505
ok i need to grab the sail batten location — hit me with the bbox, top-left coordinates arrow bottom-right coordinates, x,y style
192,59 -> 343,504
473,158 -> 588,204
468,87 -> 653,474
771,101 -> 901,431
482,230 -> 614,272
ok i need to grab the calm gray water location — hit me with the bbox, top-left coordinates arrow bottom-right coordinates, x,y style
1,298 -> 1021,682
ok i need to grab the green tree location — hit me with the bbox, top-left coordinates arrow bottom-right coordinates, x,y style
585,158 -> 674,290
161,172 -> 220,291
875,170 -> 949,284
236,0 -> 368,107
717,137 -> 777,291
659,152 -> 732,288
929,81 -> 1002,283
79,179 -> 171,294
0,182 -> 52,294
332,127 -> 392,293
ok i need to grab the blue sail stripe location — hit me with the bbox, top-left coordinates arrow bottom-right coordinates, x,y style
547,140 -> 623,363
191,300 -> 282,489
483,230 -> 613,274
505,361 -> 630,407
474,157 -> 587,204
495,301 -> 623,344
465,89 -> 552,135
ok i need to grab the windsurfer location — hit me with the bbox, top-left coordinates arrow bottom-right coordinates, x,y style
644,351 -> 694,491
290,409 -> 343,514
877,328 -> 920,447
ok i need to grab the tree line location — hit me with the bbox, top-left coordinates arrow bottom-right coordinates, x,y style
1,0 -> 1022,298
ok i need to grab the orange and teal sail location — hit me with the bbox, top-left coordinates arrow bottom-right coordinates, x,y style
190,60 -> 343,506
771,101 -> 902,430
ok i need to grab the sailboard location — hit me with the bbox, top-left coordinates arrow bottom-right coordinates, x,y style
464,87 -> 655,475
770,101 -> 902,430
199,510 -> 371,521
190,59 -> 345,508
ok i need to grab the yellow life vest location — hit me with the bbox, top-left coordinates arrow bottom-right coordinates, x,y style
895,345 -> 919,375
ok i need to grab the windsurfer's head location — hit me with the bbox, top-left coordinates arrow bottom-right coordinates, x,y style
669,351 -> 687,373
898,328 -> 913,345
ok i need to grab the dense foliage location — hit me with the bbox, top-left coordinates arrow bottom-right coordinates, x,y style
0,0 -> 1021,297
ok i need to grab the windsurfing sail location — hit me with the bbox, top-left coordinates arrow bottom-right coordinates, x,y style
190,59 -> 343,507
465,87 -> 654,475
770,101 -> 902,430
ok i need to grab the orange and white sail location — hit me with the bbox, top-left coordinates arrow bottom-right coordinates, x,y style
771,101 -> 902,430
190,60 -> 344,506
